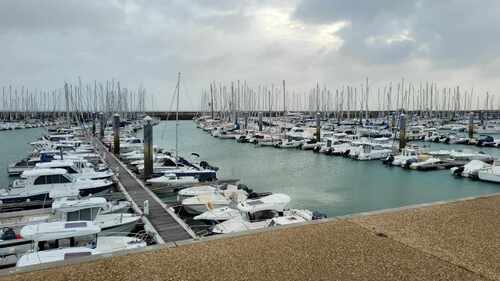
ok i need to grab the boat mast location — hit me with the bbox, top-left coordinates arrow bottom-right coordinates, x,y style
283,80 -> 286,116
175,72 -> 180,166
210,83 -> 214,120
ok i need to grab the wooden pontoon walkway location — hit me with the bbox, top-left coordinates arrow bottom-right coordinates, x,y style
94,138 -> 194,243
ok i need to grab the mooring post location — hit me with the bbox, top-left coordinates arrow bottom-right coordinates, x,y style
112,113 -> 120,155
399,113 -> 406,150
99,112 -> 105,139
91,112 -> 96,136
391,113 -> 396,131
316,112 -> 321,142
258,112 -> 263,132
480,111 -> 485,129
143,116 -> 153,180
468,112 -> 474,139
244,113 -> 248,130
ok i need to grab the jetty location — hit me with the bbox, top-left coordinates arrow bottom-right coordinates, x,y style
93,138 -> 195,244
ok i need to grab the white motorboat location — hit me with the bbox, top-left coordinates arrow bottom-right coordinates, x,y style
52,197 -> 140,235
193,206 -> 241,222
478,165 -> 500,183
451,160 -> 491,178
449,151 -> 495,162
194,193 -> 291,222
427,150 -> 452,158
176,184 -> 226,202
387,148 -> 418,166
16,221 -> 146,268
7,157 -> 43,176
356,144 -> 392,161
409,157 -> 441,170
0,169 -> 113,205
301,139 -> 321,150
477,124 -> 500,134
286,127 -> 307,140
181,188 -> 248,215
146,174 -> 199,188
33,159 -> 114,180
275,139 -> 302,149
211,208 -> 314,234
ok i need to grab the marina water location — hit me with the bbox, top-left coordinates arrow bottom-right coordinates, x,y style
152,121 -> 500,217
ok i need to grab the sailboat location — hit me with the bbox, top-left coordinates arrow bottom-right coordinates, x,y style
147,73 -> 217,188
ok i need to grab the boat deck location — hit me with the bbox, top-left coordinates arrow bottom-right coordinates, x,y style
94,138 -> 194,243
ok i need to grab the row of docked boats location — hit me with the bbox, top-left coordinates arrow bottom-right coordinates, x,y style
0,121 -> 60,131
176,184 -> 326,234
0,122 -> 150,269
195,115 -> 500,184
100,120 -> 327,236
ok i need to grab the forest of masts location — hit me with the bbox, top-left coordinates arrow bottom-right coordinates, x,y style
0,79 -> 147,120
200,79 -> 498,119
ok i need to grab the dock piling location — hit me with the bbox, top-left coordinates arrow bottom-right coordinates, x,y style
99,112 -> 105,139
258,112 -> 263,132
143,116 -> 153,179
91,112 -> 96,136
468,112 -> 474,139
316,112 -> 321,141
113,114 -> 120,155
399,113 -> 406,150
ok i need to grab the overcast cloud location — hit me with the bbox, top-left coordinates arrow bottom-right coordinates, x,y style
0,0 -> 499,110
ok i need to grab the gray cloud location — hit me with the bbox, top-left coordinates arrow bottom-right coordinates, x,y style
0,0 -> 498,110
293,0 -> 500,67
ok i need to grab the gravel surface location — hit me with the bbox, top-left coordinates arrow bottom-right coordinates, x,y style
352,195 -> 500,281
2,218 -> 488,281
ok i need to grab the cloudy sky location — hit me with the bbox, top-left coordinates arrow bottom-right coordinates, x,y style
0,0 -> 499,110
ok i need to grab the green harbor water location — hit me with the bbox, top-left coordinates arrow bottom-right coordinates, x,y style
1,122 -> 500,217
152,121 -> 500,217
0,128 -> 44,187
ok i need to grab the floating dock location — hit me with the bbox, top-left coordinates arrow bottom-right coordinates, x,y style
93,138 -> 195,244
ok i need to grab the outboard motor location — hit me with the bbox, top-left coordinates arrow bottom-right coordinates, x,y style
403,158 -> 417,169
453,166 -> 465,177
342,149 -> 350,158
237,184 -> 253,194
312,211 -> 328,220
0,227 -> 16,240
382,155 -> 394,165
200,161 -> 219,171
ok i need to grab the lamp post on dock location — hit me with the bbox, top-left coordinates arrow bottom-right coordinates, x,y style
112,113 -> 120,155
143,116 -> 153,180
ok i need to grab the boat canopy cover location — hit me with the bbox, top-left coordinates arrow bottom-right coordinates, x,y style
20,221 -> 101,241
238,193 -> 291,213
21,168 -> 68,178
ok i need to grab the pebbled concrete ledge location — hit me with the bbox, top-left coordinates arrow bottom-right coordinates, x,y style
3,193 -> 500,281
